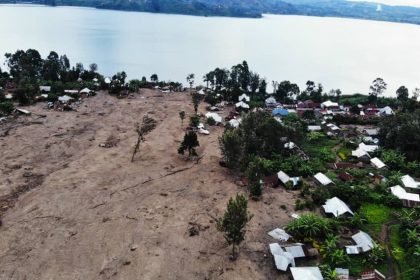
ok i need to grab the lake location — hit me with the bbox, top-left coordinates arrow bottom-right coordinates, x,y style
1,4 -> 420,96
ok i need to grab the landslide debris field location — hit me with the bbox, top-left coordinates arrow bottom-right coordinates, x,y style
0,90 -> 297,280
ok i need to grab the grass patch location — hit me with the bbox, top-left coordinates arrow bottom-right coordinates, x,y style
360,203 -> 392,238
337,146 -> 351,160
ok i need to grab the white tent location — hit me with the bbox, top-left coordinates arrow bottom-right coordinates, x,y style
370,157 -> 386,169
391,185 -> 420,202
401,175 -> 420,189
58,95 -> 73,103
268,228 -> 291,242
277,171 -> 291,185
104,77 -> 111,84
205,112 -> 222,123
198,89 -> 205,95
39,86 -> 51,92
198,128 -> 210,135
314,172 -> 334,186
238,93 -> 250,102
235,101 -> 250,109
308,125 -> 322,131
80,88 -> 92,94
321,100 -> 339,108
323,197 -> 354,217
290,267 -> 324,280
228,119 -> 241,128
379,106 -> 394,116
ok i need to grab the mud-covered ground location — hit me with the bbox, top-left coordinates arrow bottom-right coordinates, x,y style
0,89 -> 299,280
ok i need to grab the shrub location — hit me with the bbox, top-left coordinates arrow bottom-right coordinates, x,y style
189,115 -> 200,127
285,214 -> 332,240
0,102 -> 14,115
207,116 -> 216,126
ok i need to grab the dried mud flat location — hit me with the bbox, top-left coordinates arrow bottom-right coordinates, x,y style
0,90 -> 298,280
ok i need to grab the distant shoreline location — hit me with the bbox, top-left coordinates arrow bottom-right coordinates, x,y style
3,1 -> 420,26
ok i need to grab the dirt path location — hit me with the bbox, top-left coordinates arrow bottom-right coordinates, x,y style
0,90 -> 297,280
380,220 -> 399,279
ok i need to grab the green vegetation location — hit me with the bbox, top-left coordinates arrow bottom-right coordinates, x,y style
178,131 -> 200,157
359,204 -> 392,237
216,194 -> 253,259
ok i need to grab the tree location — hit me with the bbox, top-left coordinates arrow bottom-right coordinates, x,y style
131,116 -> 157,162
186,73 -> 195,89
179,111 -> 186,127
246,157 -> 264,199
89,63 -> 98,73
216,194 -> 253,259
396,86 -> 409,101
192,92 -> 202,114
378,110 -> 420,161
275,80 -> 300,103
368,245 -> 386,265
178,131 -> 199,157
150,74 -> 158,83
412,88 -> 420,100
5,49 -> 42,83
258,79 -> 267,95
369,78 -> 387,103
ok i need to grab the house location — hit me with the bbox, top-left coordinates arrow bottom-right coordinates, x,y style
238,93 -> 250,102
283,244 -> 306,258
39,86 -> 51,92
331,162 -> 363,170
326,123 -> 340,133
401,175 -> 420,190
352,148 -> 370,159
360,269 -> 386,280
390,185 -> 420,208
268,228 -> 291,242
272,108 -> 289,117
205,112 -> 222,123
370,157 -> 386,169
339,172 -> 354,182
64,90 -> 79,94
235,101 -> 250,110
290,267 -> 324,280
104,77 -> 111,84
265,97 -> 278,108
323,197 -> 354,217
346,231 -> 375,254
335,268 -> 349,280
198,89 -> 205,95
363,128 -> 379,136
308,125 -> 322,132
297,100 -> 319,109
274,171 -> 300,188
314,172 -> 334,186
269,243 -> 295,271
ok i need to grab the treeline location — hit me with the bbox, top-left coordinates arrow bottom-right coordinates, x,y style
4,0 -> 420,25
0,48 -> 181,112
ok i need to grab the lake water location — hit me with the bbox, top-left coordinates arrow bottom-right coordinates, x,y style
1,4 -> 420,96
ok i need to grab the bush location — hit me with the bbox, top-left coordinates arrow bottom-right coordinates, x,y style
207,116 -> 216,126
285,214 -> 332,240
0,102 -> 14,115
189,115 -> 200,127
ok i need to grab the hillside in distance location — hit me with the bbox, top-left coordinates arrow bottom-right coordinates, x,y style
3,0 -> 420,24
